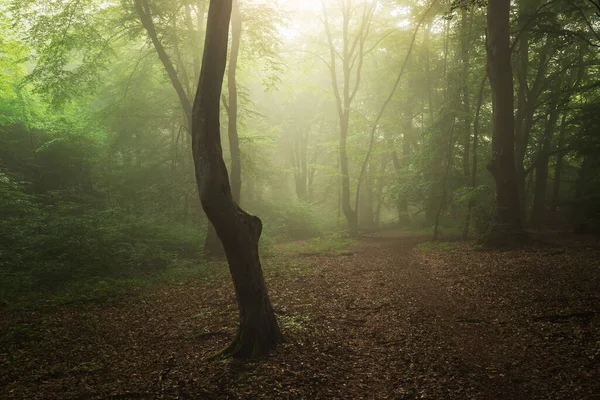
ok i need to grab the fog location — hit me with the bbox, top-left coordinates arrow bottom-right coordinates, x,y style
2,0 -> 600,397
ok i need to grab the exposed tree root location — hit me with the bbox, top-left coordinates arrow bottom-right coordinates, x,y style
208,328 -> 282,360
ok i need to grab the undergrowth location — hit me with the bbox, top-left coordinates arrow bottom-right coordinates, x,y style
275,232 -> 355,254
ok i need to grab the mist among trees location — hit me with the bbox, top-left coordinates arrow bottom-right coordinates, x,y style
2,0 -> 600,398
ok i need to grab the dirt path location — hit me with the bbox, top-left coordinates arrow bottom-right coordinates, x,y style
2,233 -> 599,399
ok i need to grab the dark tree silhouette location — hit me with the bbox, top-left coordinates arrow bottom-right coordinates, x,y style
191,0 -> 283,358
482,0 -> 526,246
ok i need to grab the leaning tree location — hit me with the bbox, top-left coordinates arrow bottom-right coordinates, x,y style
191,0 -> 283,358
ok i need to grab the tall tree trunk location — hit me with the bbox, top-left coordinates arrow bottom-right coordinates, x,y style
357,1 -> 437,228
374,154 -> 388,229
226,0 -> 242,203
514,0 -> 556,221
482,0 -> 525,245
433,118 -> 456,240
550,113 -> 567,221
307,149 -> 318,202
191,0 -> 282,358
135,0 -> 222,256
424,23 -> 435,124
572,155 -> 591,228
463,77 -> 486,239
205,0 -> 243,258
530,98 -> 560,228
291,129 -> 309,201
321,1 -> 378,234
398,104 -> 412,223
460,7 -> 473,179
549,46 -> 584,222
135,0 -> 192,124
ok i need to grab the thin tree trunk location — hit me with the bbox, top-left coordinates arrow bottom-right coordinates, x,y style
225,0 -> 242,203
191,0 -> 282,358
424,24 -> 435,124
530,99 -> 560,228
135,0 -> 192,124
550,113 -> 567,221
572,155 -> 591,227
550,46 -> 584,222
374,154 -> 388,229
321,0 -> 376,234
135,0 -> 222,256
462,76 -> 486,239
460,7 -> 473,179
354,0 -> 437,226
434,118 -> 456,240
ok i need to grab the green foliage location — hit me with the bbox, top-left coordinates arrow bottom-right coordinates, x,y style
247,198 -> 322,242
9,0 -> 119,105
276,231 -> 355,254
278,313 -> 309,332
0,202 -> 204,298
303,232 -> 356,253
453,185 -> 490,206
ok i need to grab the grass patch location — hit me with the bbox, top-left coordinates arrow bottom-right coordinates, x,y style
4,323 -> 44,347
278,313 -> 309,333
71,362 -> 103,374
276,232 -> 355,255
3,260 -> 226,311
416,241 -> 458,253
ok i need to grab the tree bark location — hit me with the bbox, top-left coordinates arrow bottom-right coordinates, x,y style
530,98 -> 560,228
462,76 -> 486,239
549,113 -> 567,221
482,0 -> 525,245
514,1 -> 554,220
226,0 -> 242,203
460,7 -> 473,179
290,127 -> 309,201
135,0 -> 222,256
321,0 -> 376,235
135,0 -> 192,124
191,0 -> 282,358
355,0 -> 437,228
433,117 -> 456,240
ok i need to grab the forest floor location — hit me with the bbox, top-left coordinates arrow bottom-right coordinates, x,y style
1,232 -> 599,399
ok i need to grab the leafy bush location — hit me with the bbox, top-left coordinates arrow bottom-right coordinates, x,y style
0,197 -> 205,298
246,198 -> 322,242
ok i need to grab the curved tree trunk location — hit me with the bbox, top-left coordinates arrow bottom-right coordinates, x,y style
226,0 -> 242,203
482,0 -> 525,246
135,0 -> 222,257
192,0 -> 282,358
204,0 -> 242,258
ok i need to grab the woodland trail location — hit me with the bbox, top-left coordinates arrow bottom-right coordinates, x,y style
1,232 -> 599,399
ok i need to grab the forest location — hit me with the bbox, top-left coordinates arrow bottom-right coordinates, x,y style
1,0 -> 599,398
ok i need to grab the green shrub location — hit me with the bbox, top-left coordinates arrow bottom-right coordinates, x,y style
245,198 -> 321,242
0,199 -> 205,298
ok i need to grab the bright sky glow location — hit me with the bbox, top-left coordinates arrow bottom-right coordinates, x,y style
248,0 -> 324,11
250,0 -> 412,41
276,0 -> 324,11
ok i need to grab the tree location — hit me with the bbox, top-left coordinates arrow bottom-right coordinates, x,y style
321,0 -> 377,234
191,0 -> 283,358
223,0 -> 242,203
482,0 -> 525,245
133,0 -> 227,257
